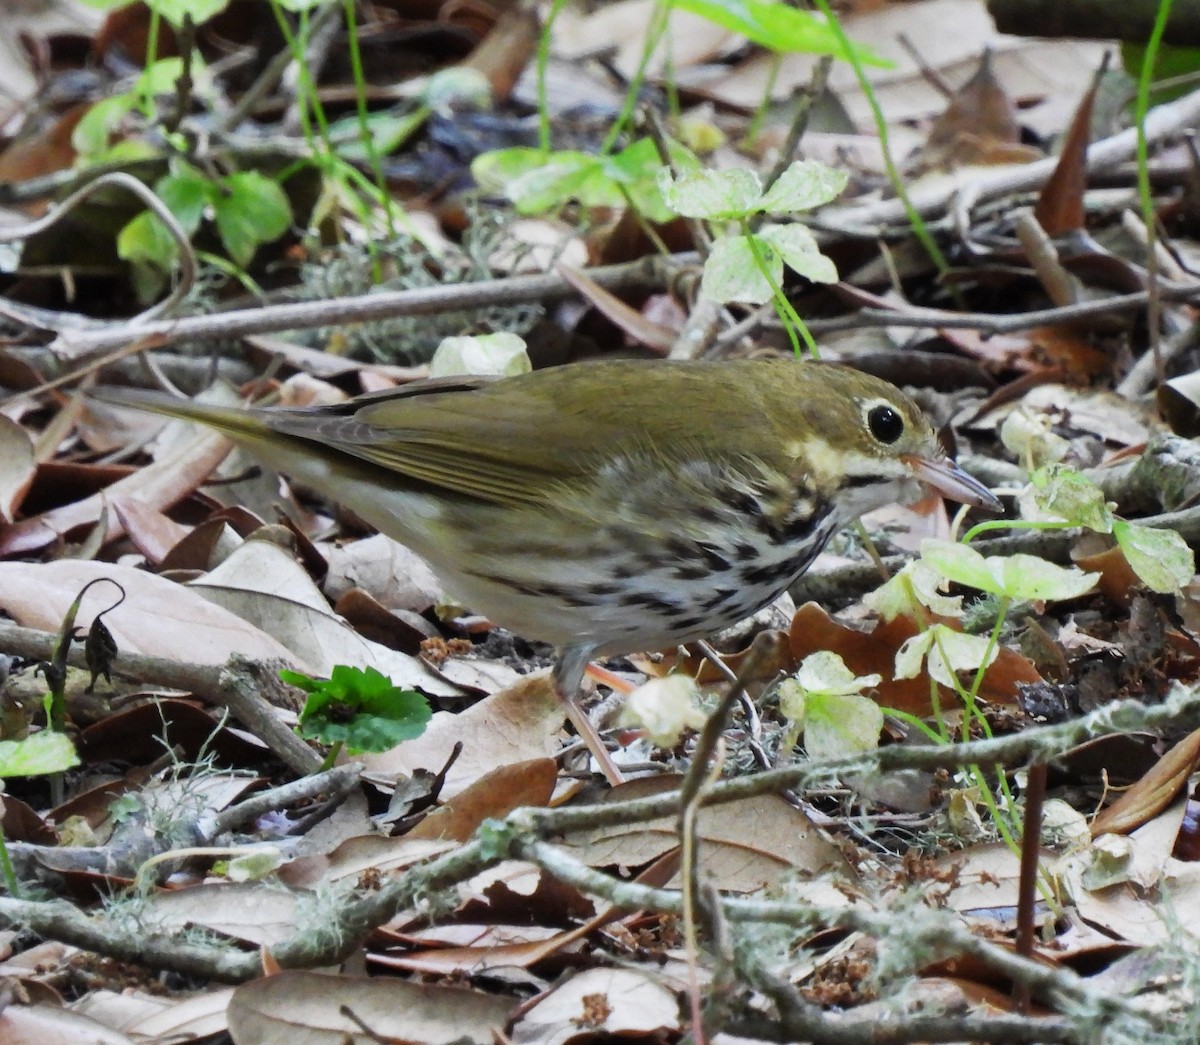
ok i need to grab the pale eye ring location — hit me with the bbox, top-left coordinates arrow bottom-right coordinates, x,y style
867,404 -> 904,444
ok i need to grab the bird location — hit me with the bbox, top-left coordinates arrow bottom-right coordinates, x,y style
90,357 -> 1001,784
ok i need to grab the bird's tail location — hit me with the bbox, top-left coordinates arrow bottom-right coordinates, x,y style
87,386 -> 276,443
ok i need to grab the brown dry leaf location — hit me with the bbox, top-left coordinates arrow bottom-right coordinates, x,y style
510,967 -> 680,1045
111,497 -> 190,565
140,884 -> 303,948
322,533 -> 446,613
553,0 -> 734,80
188,538 -> 459,691
0,104 -> 90,199
678,0 -> 1104,139
407,758 -> 558,842
227,972 -> 511,1044
70,990 -> 175,1036
0,560 -> 309,668
361,674 -> 567,799
921,50 -> 1038,171
1062,802 -> 1199,945
0,426 -> 231,556
280,836 -> 457,889
1074,543 -> 1143,607
0,414 -> 36,524
555,263 -> 676,353
562,775 -> 851,892
1090,727 -> 1200,837
0,1003 -> 133,1044
1034,59 -> 1105,236
78,700 -> 268,768
113,988 -> 233,1041
462,6 -> 539,103
788,603 -> 1040,715
373,924 -> 586,976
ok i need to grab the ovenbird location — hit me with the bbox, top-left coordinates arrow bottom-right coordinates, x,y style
91,358 -> 999,783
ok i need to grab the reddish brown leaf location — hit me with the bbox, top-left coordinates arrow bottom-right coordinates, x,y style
1090,727 -> 1200,836
1035,56 -> 1109,235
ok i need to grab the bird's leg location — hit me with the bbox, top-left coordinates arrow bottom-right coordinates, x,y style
554,647 -> 626,787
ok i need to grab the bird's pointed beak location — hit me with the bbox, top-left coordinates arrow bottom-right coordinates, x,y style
906,455 -> 1003,512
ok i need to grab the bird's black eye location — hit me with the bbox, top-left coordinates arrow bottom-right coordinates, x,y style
867,404 -> 904,444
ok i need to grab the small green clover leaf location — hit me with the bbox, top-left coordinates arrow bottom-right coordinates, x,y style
284,665 -> 431,754
894,624 -> 997,688
921,539 -> 1100,603
779,651 -> 882,760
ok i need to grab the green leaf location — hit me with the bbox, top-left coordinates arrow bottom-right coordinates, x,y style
117,211 -> 180,273
620,675 -> 706,746
225,848 -> 284,881
431,332 -> 531,378
0,731 -> 79,777
134,58 -> 189,105
657,166 -> 763,219
778,652 -> 882,760
1028,466 -> 1114,533
472,148 -> 612,214
804,691 -> 883,759
757,223 -> 838,284
793,649 -> 882,696
606,139 -> 699,223
894,624 -> 996,686
211,171 -> 292,267
864,560 -> 963,622
921,539 -> 1097,603
701,234 -> 779,303
143,0 -> 230,27
156,163 -> 212,235
757,159 -> 848,214
72,94 -> 137,158
294,665 -> 431,753
1113,520 -> 1196,594
921,539 -> 1001,595
671,0 -> 890,65
999,555 -> 1099,603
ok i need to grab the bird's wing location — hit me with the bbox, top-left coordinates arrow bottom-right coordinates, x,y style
266,361 -> 764,508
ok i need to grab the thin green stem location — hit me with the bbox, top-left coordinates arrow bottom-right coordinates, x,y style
600,0 -> 671,154
961,518 -> 1076,545
744,230 -> 818,359
745,53 -> 782,147
808,0 -> 950,275
1135,0 -> 1176,379
341,0 -> 398,237
0,824 -> 20,898
536,0 -> 574,152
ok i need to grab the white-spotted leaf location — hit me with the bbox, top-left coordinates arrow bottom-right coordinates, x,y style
758,223 -> 839,283
657,167 -> 763,219
701,234 -> 779,303
758,160 -> 849,214
894,624 -> 996,687
1113,520 -> 1195,594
